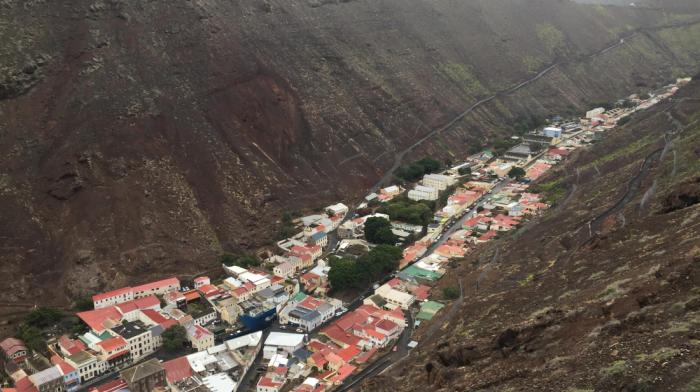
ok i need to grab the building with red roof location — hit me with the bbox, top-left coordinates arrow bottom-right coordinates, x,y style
95,336 -> 130,365
319,325 -> 360,348
139,309 -> 168,325
57,336 -> 86,356
328,365 -> 356,385
93,287 -> 135,310
1,338 -> 28,364
161,357 -> 193,383
77,307 -> 123,333
193,276 -> 210,289
477,230 -> 499,243
132,277 -> 180,299
50,355 -> 80,392
95,378 -> 129,392
411,285 -> 431,301
257,377 -> 283,392
186,325 -> 213,352
14,377 -> 37,392
336,346 -> 362,363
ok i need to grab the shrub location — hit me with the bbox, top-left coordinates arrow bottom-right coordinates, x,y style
442,286 -> 459,299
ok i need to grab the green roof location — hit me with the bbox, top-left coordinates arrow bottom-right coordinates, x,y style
416,311 -> 437,320
482,150 -> 493,156
421,301 -> 445,312
291,292 -> 308,303
95,331 -> 112,340
401,266 -> 443,280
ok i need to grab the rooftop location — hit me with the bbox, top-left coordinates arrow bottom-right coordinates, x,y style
111,322 -> 149,340
120,359 -> 164,383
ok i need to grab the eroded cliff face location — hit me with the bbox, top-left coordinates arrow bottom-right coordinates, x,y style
1,0 -> 700,306
357,73 -> 700,392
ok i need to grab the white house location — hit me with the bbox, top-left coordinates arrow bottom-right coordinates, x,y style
326,203 -> 349,217
273,262 -> 294,279
422,174 -> 454,191
408,185 -> 438,201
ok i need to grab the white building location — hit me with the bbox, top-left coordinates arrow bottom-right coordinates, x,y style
326,203 -> 349,217
422,174 -> 455,191
92,288 -> 134,310
187,325 -> 214,352
111,322 -> 155,359
408,185 -> 438,201
586,107 -> 605,119
273,262 -> 294,279
264,333 -> 305,353
542,127 -> 562,138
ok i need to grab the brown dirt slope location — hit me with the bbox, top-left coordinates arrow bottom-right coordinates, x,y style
358,73 -> 700,391
1,0 -> 700,307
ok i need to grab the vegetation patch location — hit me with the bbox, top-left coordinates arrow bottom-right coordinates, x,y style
602,360 -> 627,378
650,348 -> 679,362
596,279 -> 631,300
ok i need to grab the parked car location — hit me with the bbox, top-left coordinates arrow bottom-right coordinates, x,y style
296,328 -> 304,333
488,190 -> 492,194
359,295 -> 365,300
279,325 -> 286,330
393,346 -> 398,352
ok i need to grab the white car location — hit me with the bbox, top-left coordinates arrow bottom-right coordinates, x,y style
296,328 -> 304,333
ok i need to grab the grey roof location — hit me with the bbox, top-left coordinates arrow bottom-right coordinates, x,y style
300,309 -> 321,322
292,348 -> 311,362
26,355 -> 52,372
193,307 -> 217,320
311,231 -> 326,240
270,284 -> 285,292
427,223 -> 440,228
369,295 -> 387,308
31,365 -> 63,385
256,287 -> 275,299
316,303 -> 333,314
396,272 -> 418,285
365,193 -> 378,201
120,358 -> 164,383
149,324 -> 165,337
111,322 -> 149,339
66,351 -> 94,365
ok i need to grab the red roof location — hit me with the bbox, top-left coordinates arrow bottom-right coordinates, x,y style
194,277 -> 209,283
115,302 -> 138,314
14,378 -> 33,392
270,276 -> 284,285
187,325 -> 212,341
325,352 -> 343,365
96,378 -> 129,392
389,307 -> 405,321
479,230 -> 499,241
164,290 -> 186,302
365,329 -> 387,340
140,309 -> 168,325
375,319 -> 398,333
12,356 -> 27,363
132,295 -> 161,309
93,287 -> 133,302
160,319 -> 178,330
411,285 -> 431,301
322,325 -> 360,347
298,297 -> 324,311
0,338 -> 27,357
96,336 -> 127,353
355,347 -> 377,363
329,365 -> 356,383
183,290 -> 201,302
51,355 -> 76,375
233,287 -> 249,296
132,277 -> 179,294
162,357 -> 194,383
77,307 -> 123,332
336,346 -> 362,362
258,377 -> 282,388
106,350 -> 130,360
301,272 -> 320,282
274,366 -> 288,375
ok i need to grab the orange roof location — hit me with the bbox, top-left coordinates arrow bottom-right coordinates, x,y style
233,287 -> 249,296
132,277 -> 179,294
337,346 -> 362,362
194,277 -> 209,283
411,285 -> 431,301
93,287 -> 133,302
183,290 -> 201,301
96,336 -> 127,353
178,315 -> 193,325
161,319 -> 178,330
198,284 -> 218,294
322,325 -> 360,347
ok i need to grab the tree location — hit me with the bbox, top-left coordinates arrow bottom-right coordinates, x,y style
529,142 -> 543,153
445,158 -> 453,167
374,227 -> 397,245
75,298 -> 94,311
476,206 -> 485,213
442,286 -> 459,299
639,92 -> 650,100
508,167 -> 526,178
19,326 -> 44,352
69,317 -> 88,337
617,116 -> 631,126
26,306 -> 62,328
265,263 -> 275,271
327,260 -> 361,292
458,167 -> 471,176
364,217 -> 393,244
355,245 -> 403,283
162,325 -> 187,352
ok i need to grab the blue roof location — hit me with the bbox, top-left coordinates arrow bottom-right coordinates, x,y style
311,231 -> 326,240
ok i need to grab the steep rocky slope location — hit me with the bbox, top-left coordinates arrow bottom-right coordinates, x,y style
358,74 -> 700,391
1,0 -> 700,306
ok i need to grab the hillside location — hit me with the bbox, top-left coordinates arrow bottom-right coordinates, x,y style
1,0 -> 700,308
357,73 -> 700,391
